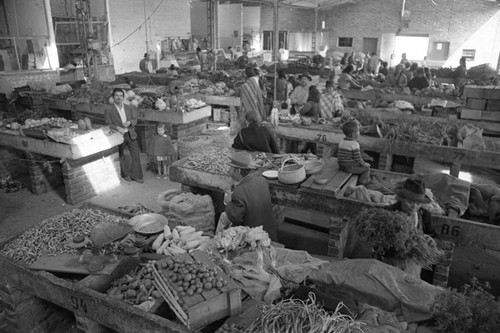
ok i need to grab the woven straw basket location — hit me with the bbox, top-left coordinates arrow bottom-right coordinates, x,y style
278,157 -> 306,184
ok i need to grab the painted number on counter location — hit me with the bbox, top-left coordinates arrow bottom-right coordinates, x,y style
453,152 -> 465,162
440,224 -> 460,237
21,140 -> 28,148
316,134 -> 327,142
70,296 -> 88,313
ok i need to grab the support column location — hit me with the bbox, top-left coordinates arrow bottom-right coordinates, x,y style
0,282 -> 73,333
27,153 -> 63,195
43,0 -> 60,70
62,147 -> 121,205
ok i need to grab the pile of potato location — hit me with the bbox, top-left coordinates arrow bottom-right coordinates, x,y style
105,261 -> 162,305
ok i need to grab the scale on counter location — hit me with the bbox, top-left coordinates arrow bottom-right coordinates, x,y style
30,222 -> 134,275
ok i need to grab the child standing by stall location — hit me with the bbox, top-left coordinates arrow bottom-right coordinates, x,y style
149,123 -> 176,179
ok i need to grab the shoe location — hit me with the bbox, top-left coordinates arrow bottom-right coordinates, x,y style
123,176 -> 132,182
134,179 -> 144,184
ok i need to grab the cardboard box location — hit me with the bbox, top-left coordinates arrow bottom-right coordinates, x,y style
486,99 -> 500,111
460,108 -> 482,120
463,85 -> 484,99
466,98 -> 487,110
212,107 -> 230,123
482,111 -> 500,122
483,86 -> 500,100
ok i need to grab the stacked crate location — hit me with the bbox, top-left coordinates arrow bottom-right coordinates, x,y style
460,85 -> 500,122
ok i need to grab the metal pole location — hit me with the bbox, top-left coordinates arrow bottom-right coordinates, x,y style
273,0 -> 278,102
314,1 -> 318,53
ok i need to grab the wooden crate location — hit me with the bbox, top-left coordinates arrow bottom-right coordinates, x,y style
463,85 -> 485,99
486,99 -> 500,111
460,108 -> 483,120
483,86 -> 500,100
465,98 -> 487,110
155,251 -> 242,330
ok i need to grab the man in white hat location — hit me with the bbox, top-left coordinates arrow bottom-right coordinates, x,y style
216,152 -> 278,241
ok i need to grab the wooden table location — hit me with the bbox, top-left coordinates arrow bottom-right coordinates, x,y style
170,155 -> 500,253
201,95 -> 241,134
43,98 -> 211,125
272,122 -> 500,177
354,107 -> 500,136
0,130 -> 123,204
343,88 -> 462,108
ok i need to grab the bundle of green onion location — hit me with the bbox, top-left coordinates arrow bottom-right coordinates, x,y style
246,293 -> 365,333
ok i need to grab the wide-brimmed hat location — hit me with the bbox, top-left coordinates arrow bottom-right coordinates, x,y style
228,152 -> 259,170
395,178 -> 431,204
298,73 -> 312,81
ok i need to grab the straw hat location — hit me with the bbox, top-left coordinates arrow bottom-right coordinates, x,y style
395,178 -> 431,204
228,152 -> 259,170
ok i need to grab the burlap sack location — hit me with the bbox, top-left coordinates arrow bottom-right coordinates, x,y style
158,190 -> 215,234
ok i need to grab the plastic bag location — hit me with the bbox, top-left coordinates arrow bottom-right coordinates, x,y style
155,98 -> 167,111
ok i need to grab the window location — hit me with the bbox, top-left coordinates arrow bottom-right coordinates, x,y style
462,49 -> 476,61
338,37 -> 353,47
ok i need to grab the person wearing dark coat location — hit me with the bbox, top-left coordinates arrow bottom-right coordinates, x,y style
216,152 -> 279,241
232,111 -> 280,154
104,88 -> 143,183
388,178 -> 436,237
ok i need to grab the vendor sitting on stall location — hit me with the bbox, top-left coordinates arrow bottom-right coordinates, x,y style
289,74 -> 311,114
389,178 -> 436,237
216,152 -> 279,241
232,111 -> 280,154
337,65 -> 362,90
407,67 -> 429,93
384,64 -> 408,93
166,64 -> 179,77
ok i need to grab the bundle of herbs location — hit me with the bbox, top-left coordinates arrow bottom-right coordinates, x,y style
432,277 -> 500,333
341,108 -> 459,147
354,208 -> 444,269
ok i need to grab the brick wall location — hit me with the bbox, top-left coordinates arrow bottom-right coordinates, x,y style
109,0 -> 191,74
50,0 -> 106,19
0,282 -> 75,333
261,6 -> 315,32
218,4 -> 243,49
322,0 -> 500,67
0,70 -> 59,89
0,148 -> 29,179
63,147 -> 121,205
138,117 -> 210,153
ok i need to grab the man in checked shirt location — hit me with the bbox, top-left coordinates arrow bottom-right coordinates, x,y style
320,80 -> 345,159
320,80 -> 344,119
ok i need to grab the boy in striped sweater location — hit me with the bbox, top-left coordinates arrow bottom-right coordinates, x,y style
338,120 -> 370,185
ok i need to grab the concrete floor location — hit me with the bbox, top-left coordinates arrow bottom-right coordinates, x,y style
0,153 -> 180,244
1,153 -> 500,296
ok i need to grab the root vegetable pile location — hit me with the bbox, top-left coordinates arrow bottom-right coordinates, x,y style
106,261 -> 162,305
160,257 -> 228,297
246,293 -> 364,333
0,208 -> 128,265
151,225 -> 210,255
184,147 -> 231,174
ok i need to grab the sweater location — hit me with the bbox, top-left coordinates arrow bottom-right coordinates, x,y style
226,173 -> 278,241
337,137 -> 365,171
232,125 -> 280,154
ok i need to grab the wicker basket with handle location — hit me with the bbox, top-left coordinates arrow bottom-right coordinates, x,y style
278,157 -> 306,184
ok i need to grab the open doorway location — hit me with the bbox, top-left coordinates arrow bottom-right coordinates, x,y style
394,34 -> 429,64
